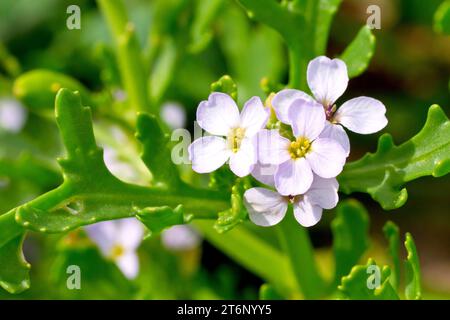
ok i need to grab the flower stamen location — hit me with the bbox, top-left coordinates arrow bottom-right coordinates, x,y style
288,137 -> 311,159
228,127 -> 246,153
110,244 -> 125,259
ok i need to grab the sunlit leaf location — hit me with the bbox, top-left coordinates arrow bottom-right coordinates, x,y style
340,25 -> 376,78
339,105 -> 450,210
404,233 -> 422,300
434,0 -> 450,35
331,199 -> 370,285
383,221 -> 400,290
338,258 -> 399,300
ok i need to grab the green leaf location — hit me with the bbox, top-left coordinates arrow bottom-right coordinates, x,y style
383,221 -> 401,290
314,0 -> 343,55
434,0 -> 450,35
259,283 -> 283,300
149,37 -> 177,104
136,205 -> 188,235
189,0 -> 225,53
13,70 -> 94,114
136,113 -> 182,188
214,181 -> 247,233
331,199 -> 370,285
211,75 -> 238,102
0,233 -> 30,294
339,105 -> 450,210
338,258 -> 399,300
404,233 -> 422,300
340,25 -> 376,78
195,221 -> 297,298
14,89 -> 226,234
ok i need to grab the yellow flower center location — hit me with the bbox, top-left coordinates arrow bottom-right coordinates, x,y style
288,137 -> 311,159
110,244 -> 125,259
228,127 -> 246,153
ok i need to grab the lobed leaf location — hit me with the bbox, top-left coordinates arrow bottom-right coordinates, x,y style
404,233 -> 422,300
331,199 -> 370,285
340,25 -> 376,78
383,221 -> 401,290
136,205 -> 188,235
434,0 -> 450,35
339,105 -> 450,210
338,258 -> 399,300
0,233 -> 30,294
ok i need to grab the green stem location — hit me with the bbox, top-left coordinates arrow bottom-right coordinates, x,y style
277,208 -> 325,299
97,0 -> 153,115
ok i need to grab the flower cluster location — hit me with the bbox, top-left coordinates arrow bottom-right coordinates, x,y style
189,56 -> 387,227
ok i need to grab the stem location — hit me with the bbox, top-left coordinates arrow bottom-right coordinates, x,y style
97,0 -> 153,115
277,208 -> 325,299
287,45 -> 309,91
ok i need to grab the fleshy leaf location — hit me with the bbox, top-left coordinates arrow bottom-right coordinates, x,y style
331,199 -> 370,285
189,0 -> 225,53
434,0 -> 450,35
338,258 -> 399,300
404,233 -> 422,300
136,205 -> 188,235
339,105 -> 450,210
13,70 -> 94,113
340,25 -> 376,78
136,113 -> 182,189
0,232 -> 30,294
259,283 -> 283,300
214,182 -> 247,233
211,75 -> 238,102
383,221 -> 401,290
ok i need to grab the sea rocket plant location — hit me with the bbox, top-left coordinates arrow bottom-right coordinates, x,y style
244,175 -> 338,227
257,100 -> 346,196
85,218 -> 144,279
188,92 -> 269,177
272,56 -> 388,155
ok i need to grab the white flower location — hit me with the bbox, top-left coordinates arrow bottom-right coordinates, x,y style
85,218 -> 144,279
257,99 -> 346,196
161,225 -> 201,251
0,98 -> 27,133
244,175 -> 339,227
272,56 -> 388,156
189,92 -> 269,177
160,101 -> 186,129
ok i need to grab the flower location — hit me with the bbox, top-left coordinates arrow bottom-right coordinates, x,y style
257,99 -> 346,196
85,218 -> 144,279
160,101 -> 186,129
244,175 -> 339,227
161,225 -> 201,251
272,56 -> 388,155
189,92 -> 269,177
0,98 -> 27,133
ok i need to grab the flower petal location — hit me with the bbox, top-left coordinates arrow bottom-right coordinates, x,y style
275,158 -> 313,196
117,218 -> 144,251
244,188 -> 287,227
256,129 -> 291,165
289,99 -> 326,140
251,162 -> 277,187
85,221 -> 117,256
161,225 -> 201,251
229,137 -> 256,177
196,92 -> 240,135
334,96 -> 388,134
188,136 -> 231,173
305,176 -> 339,209
116,251 -> 139,279
240,96 -> 269,137
293,200 -> 323,227
271,89 -> 314,124
307,56 -> 348,105
306,138 -> 346,178
319,122 -> 350,156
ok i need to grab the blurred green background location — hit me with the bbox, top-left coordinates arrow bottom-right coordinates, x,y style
0,0 -> 449,299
